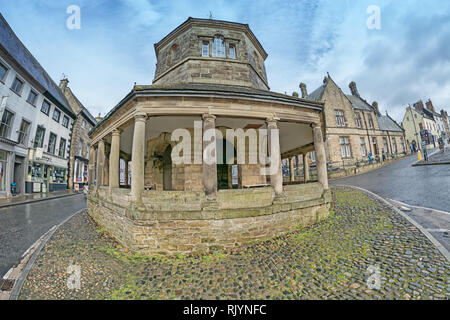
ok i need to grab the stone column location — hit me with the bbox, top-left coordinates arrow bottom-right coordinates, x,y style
289,157 -> 295,182
202,114 -> 218,200
303,153 -> 310,183
266,118 -> 283,195
109,129 -> 121,195
96,139 -> 105,189
131,113 -> 147,204
313,124 -> 329,190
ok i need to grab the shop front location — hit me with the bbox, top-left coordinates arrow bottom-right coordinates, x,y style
73,156 -> 88,191
26,148 -> 68,194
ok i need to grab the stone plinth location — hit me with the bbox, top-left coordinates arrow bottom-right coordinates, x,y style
87,183 -> 331,255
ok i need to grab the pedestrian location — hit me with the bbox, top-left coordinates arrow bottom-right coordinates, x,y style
368,152 -> 373,165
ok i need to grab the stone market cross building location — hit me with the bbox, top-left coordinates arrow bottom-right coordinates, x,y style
88,18 -> 332,255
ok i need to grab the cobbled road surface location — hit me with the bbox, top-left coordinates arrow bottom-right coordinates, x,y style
19,188 -> 449,300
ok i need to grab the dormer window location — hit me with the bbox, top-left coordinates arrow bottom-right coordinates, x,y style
202,41 -> 209,57
228,44 -> 236,59
212,36 -> 226,58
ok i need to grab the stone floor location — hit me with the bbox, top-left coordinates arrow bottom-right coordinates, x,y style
19,188 -> 449,300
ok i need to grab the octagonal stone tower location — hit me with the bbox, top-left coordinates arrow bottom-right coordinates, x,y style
153,17 -> 269,90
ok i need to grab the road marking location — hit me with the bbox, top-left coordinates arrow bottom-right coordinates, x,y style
387,199 -> 450,216
426,229 -> 449,233
3,268 -> 13,279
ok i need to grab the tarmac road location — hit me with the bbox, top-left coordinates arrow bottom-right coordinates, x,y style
0,194 -> 86,278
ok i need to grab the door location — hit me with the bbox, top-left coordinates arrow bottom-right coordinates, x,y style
13,162 -> 22,194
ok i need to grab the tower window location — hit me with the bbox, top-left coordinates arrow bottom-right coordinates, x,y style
228,44 -> 236,59
202,41 -> 209,57
212,36 -> 226,58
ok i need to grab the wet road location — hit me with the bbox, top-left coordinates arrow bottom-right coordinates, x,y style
0,194 -> 86,278
331,153 -> 450,212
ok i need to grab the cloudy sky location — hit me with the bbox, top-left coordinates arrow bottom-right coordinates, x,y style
1,0 -> 450,122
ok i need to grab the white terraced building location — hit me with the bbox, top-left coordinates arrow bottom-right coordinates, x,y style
0,14 -> 76,197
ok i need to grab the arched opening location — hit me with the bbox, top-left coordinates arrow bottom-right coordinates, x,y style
217,138 -> 237,190
162,145 -> 172,190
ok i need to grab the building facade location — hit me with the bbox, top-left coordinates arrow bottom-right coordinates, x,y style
0,14 -> 75,197
59,78 -> 97,191
402,100 -> 439,151
301,75 -> 407,171
88,18 -> 332,255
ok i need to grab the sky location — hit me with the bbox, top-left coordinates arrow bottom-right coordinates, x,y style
1,0 -> 450,123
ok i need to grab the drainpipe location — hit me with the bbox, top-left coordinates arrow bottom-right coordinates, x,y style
361,111 -> 372,154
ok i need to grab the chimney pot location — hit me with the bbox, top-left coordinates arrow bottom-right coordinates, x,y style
59,78 -> 69,91
349,81 -> 360,97
372,101 -> 380,115
299,83 -> 307,98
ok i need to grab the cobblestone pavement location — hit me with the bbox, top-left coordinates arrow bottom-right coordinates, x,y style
19,188 -> 449,300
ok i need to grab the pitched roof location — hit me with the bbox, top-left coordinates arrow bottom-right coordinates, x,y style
0,14 -> 75,118
305,85 -> 325,102
346,95 -> 374,111
377,114 -> 403,132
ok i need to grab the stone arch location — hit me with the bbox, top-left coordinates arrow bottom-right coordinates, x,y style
145,132 -> 179,190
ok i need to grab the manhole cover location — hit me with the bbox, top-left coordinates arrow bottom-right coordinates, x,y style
0,279 -> 15,291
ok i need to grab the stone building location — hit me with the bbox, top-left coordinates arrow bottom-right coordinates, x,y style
59,78 -> 97,191
402,100 -> 439,150
440,109 -> 449,142
88,18 -> 332,255
301,75 -> 407,172
0,13 -> 75,197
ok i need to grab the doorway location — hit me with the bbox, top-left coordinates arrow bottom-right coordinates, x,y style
13,162 -> 22,194
217,138 -> 237,190
162,145 -> 172,190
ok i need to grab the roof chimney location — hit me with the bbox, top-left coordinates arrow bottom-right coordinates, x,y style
425,99 -> 435,113
441,109 -> 448,118
59,77 -> 69,91
372,101 -> 380,116
349,81 -> 360,97
299,83 -> 307,98
413,100 -> 424,112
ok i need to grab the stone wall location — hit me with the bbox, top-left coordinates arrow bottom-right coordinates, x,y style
153,22 -> 269,90
87,183 -> 331,255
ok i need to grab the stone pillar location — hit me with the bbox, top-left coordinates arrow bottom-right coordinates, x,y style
303,153 -> 310,183
88,147 -> 96,188
109,129 -> 121,195
266,118 -> 283,195
313,124 -> 329,190
202,114 -> 218,200
96,139 -> 105,189
289,156 -> 295,182
131,113 -> 147,204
